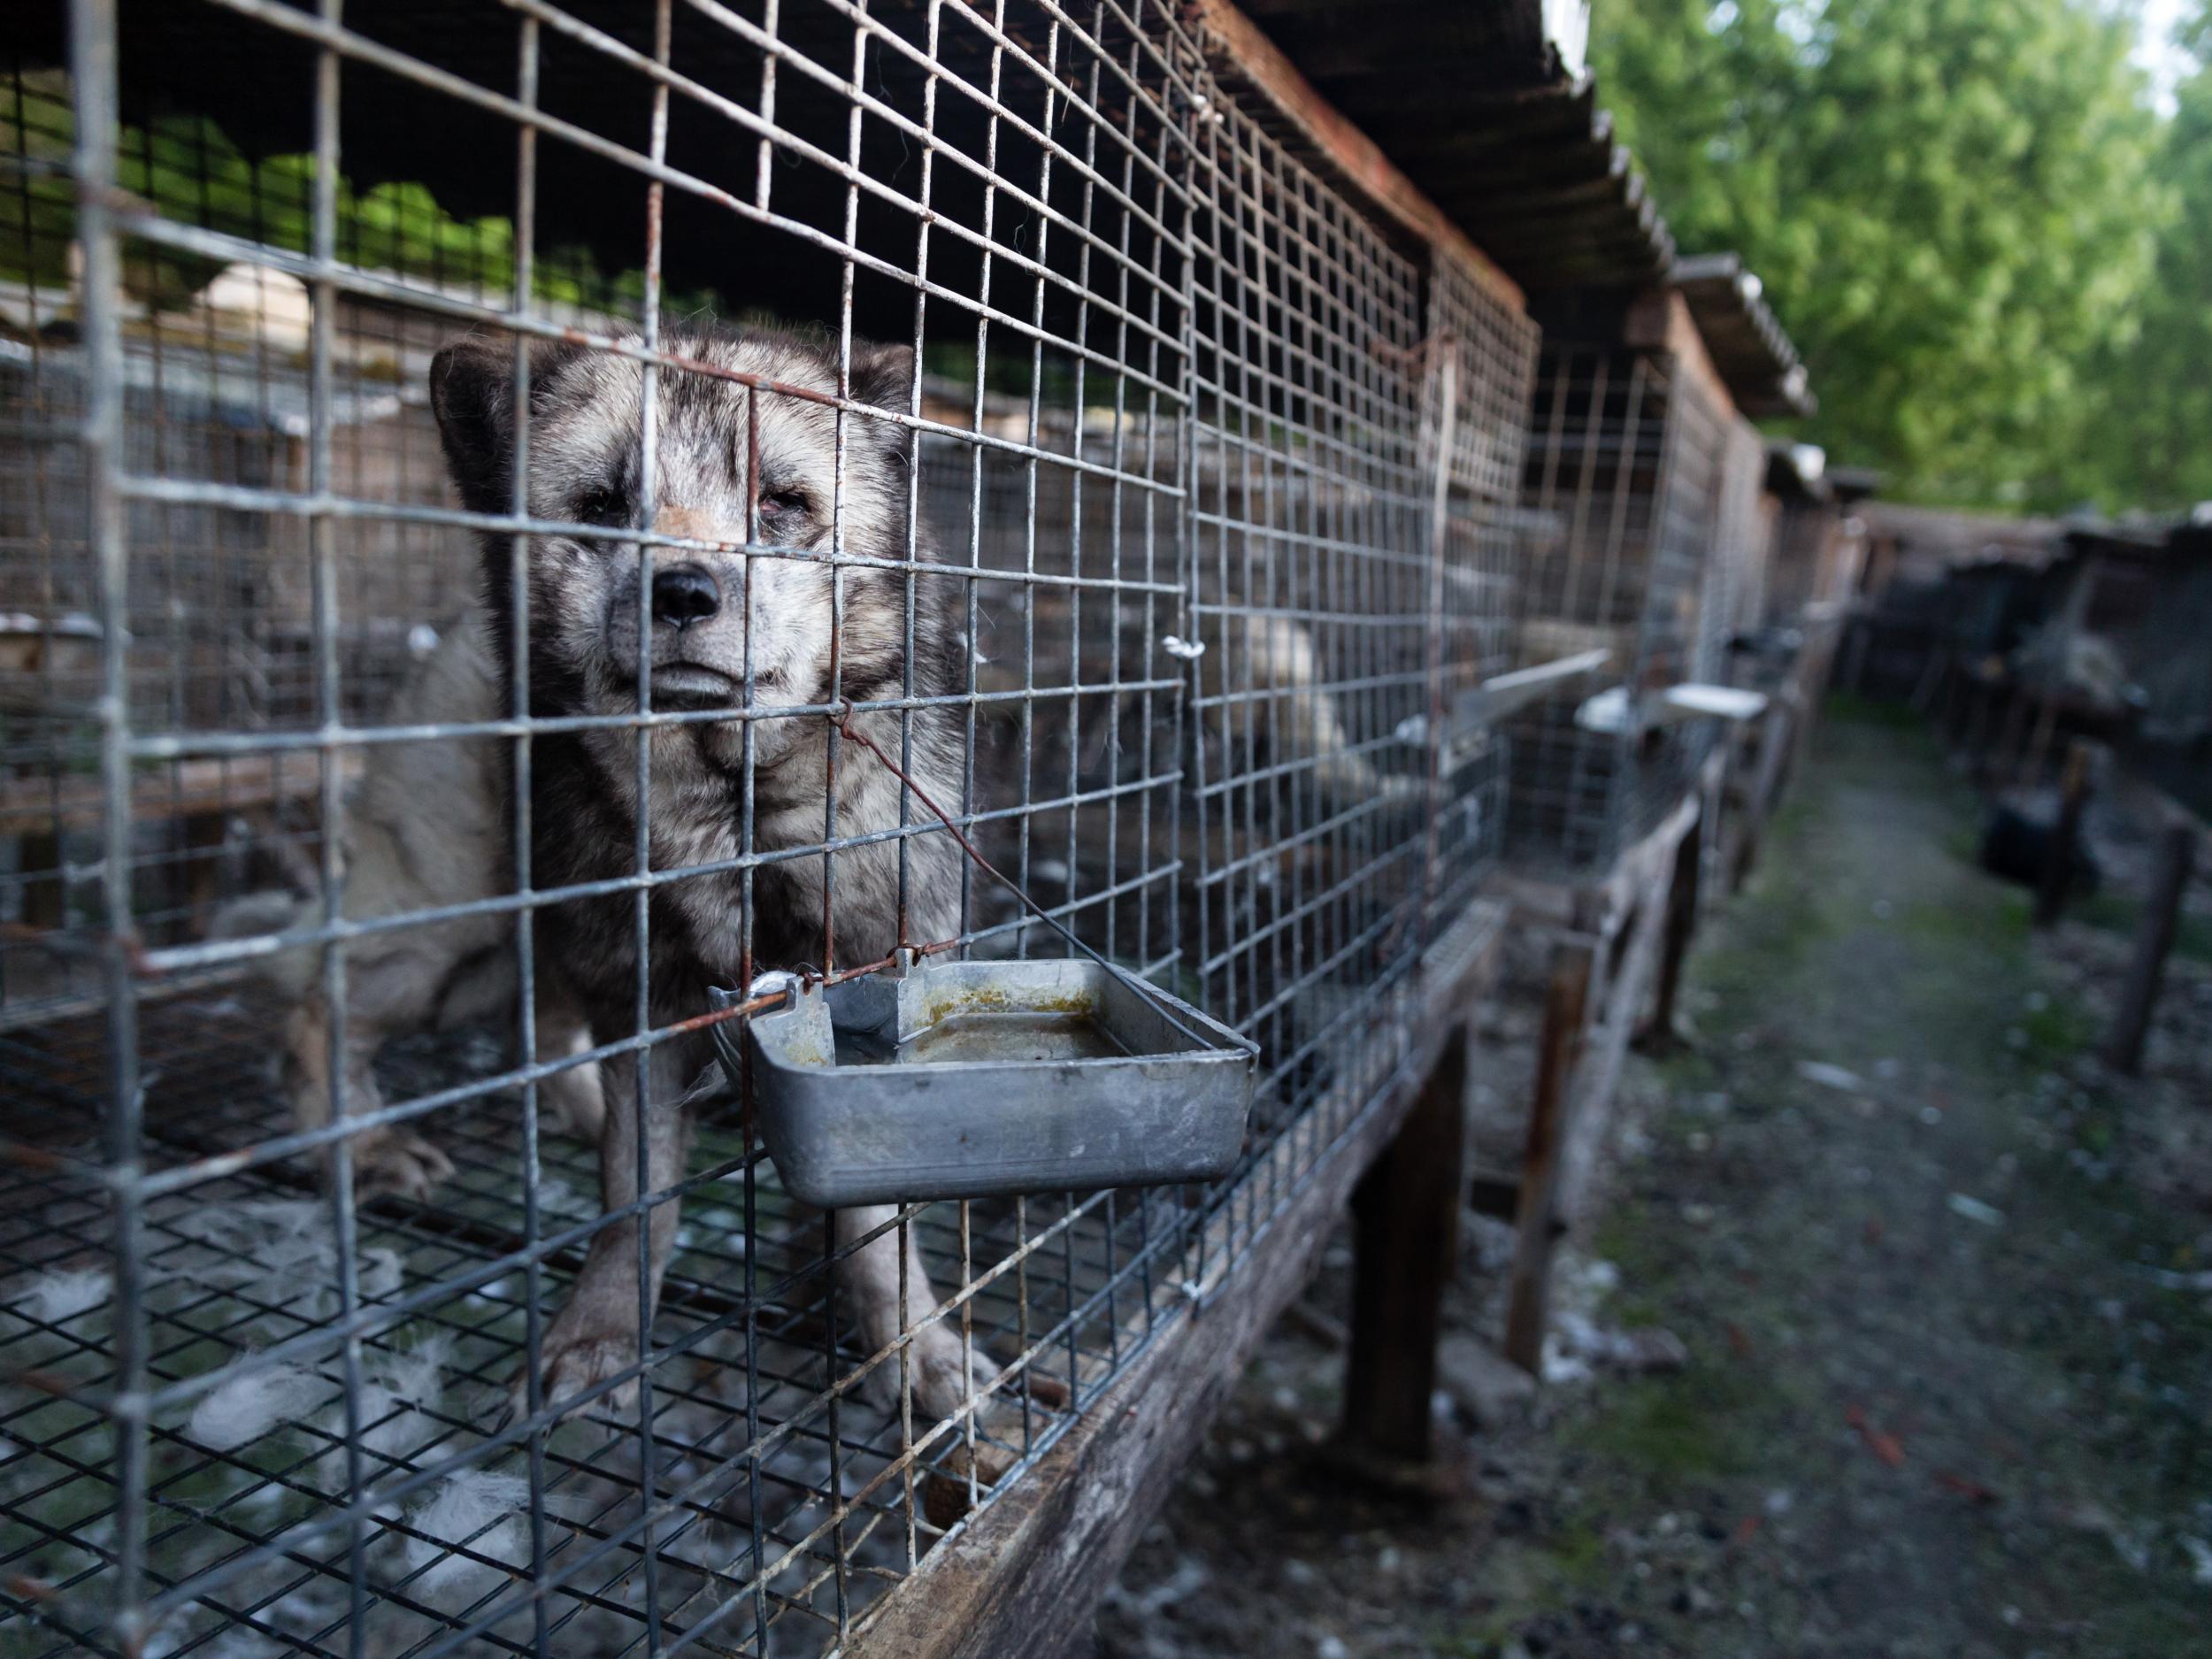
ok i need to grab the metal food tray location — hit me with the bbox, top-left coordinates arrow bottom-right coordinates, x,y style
708,957 -> 1256,1208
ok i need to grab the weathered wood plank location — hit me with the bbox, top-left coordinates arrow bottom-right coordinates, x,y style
1633,805 -> 1704,1055
1502,939 -> 1592,1374
1732,702 -> 1794,891
1553,801 -> 1696,1229
2034,741 -> 2096,928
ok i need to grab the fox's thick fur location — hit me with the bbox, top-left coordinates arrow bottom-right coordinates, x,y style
426,323 -> 978,1419
227,610 -> 603,1199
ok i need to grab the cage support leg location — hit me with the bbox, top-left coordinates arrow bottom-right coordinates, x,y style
1962,680 -> 1993,775
1502,942 -> 1592,1376
2033,741 -> 2095,928
1634,813 -> 1702,1056
1733,705 -> 1789,892
1991,687 -> 2032,787
1340,1022 -> 1469,1463
2104,819 -> 2196,1076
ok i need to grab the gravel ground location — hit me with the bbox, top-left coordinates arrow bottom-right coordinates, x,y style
1095,703 -> 2212,1659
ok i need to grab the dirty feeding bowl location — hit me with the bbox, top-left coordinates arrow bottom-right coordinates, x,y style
708,958 -> 1256,1208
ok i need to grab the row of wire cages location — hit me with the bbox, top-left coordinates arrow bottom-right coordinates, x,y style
1763,487 -> 1839,644
1502,327 -> 1732,877
0,2 -> 1531,1655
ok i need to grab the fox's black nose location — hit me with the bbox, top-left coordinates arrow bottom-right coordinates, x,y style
651,563 -> 721,629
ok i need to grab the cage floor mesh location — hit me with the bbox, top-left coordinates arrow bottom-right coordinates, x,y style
0,986 -> 1195,1657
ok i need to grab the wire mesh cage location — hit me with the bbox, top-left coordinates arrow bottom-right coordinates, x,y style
0,4 -> 1530,1655
1502,312 -> 1732,877
1765,487 -> 1841,634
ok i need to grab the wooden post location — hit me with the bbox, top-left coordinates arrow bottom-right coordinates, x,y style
1340,1024 -> 1468,1462
1843,615 -> 1872,696
1733,705 -> 1789,890
1502,943 -> 1593,1376
1909,637 -> 1944,712
2019,690 -> 2061,789
1962,678 -> 1993,767
1937,652 -> 1963,739
1793,630 -> 1838,776
1991,686 -> 2031,785
19,829 -> 65,932
2033,741 -> 2094,928
2104,820 -> 2197,1076
1634,813 -> 1703,1055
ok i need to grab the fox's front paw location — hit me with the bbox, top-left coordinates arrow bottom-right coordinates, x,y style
513,1313 -> 644,1425
345,1127 -> 456,1202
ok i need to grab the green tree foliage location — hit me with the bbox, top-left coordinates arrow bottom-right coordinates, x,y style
2077,16 -> 2212,511
1590,0 -> 2174,510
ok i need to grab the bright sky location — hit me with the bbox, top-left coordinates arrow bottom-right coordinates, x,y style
2132,0 -> 2197,114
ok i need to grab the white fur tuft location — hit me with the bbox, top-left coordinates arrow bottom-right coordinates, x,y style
188,1357 -> 332,1452
11,1266 -> 111,1325
403,1469 -> 533,1594
316,1335 -> 453,1487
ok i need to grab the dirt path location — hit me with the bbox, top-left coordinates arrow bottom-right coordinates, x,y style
1097,710 -> 2212,1659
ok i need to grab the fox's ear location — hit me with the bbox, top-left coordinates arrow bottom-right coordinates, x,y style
428,335 -> 518,515
848,339 -> 918,414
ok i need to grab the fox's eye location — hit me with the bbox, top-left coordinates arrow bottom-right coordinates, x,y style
758,488 -> 810,522
576,487 -> 627,527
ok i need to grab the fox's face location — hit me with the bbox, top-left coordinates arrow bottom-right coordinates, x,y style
430,325 -> 927,780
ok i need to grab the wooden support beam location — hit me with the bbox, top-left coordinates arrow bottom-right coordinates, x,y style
1732,703 -> 1793,891
1962,679 -> 1993,768
2019,689 -> 2062,790
1937,654 -> 1963,741
1792,625 -> 1843,777
2104,820 -> 2196,1076
1991,687 -> 2032,787
2033,741 -> 2094,929
1340,1025 -> 1468,1463
1502,941 -> 1592,1376
1842,615 -> 1872,697
1634,805 -> 1703,1055
1909,639 -> 1946,713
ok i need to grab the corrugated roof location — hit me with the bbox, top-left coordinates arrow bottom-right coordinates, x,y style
1673,253 -> 1813,419
1221,1 -> 1675,292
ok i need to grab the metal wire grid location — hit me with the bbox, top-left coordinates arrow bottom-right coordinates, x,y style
2,64 -> 656,1021
1765,492 -> 1840,635
1421,250 -> 1537,930
0,3 -> 1524,1655
1642,352 -> 1727,788
1502,335 -> 1727,875
1183,80 -> 1438,1180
